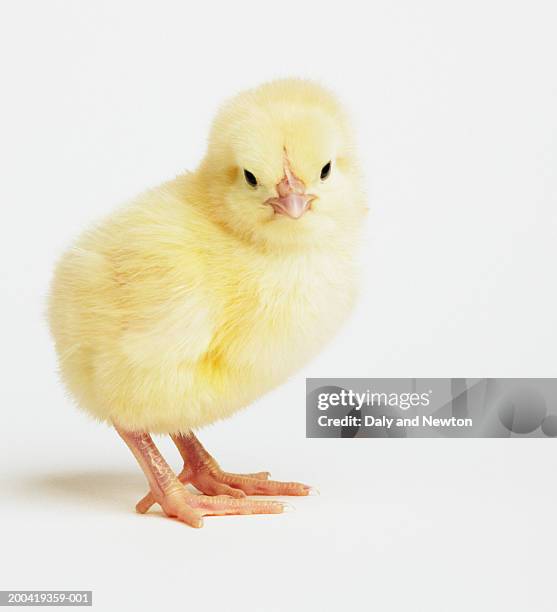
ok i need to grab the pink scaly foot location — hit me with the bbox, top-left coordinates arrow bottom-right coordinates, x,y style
115,425 -> 288,528
136,431 -> 314,514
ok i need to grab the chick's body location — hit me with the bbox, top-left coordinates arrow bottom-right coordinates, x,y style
49,79 -> 365,435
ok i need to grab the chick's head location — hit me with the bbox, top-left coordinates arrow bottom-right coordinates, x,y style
199,78 -> 366,249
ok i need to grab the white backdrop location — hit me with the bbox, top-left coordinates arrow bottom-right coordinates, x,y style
1,2 -> 556,611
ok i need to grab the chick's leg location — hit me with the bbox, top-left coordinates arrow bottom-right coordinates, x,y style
115,426 -> 287,528
136,431 -> 312,514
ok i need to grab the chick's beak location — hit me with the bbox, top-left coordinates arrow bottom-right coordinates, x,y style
267,192 -> 315,219
265,163 -> 316,219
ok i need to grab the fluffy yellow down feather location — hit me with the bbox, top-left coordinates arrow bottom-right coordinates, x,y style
48,78 -> 366,434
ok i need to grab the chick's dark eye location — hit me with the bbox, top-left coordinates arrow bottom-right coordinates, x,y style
243,169 -> 258,187
320,161 -> 331,180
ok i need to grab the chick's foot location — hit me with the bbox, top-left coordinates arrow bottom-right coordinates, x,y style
145,487 -> 287,528
183,465 -> 311,498
136,431 -> 313,514
115,425 -> 287,528
176,431 -> 313,496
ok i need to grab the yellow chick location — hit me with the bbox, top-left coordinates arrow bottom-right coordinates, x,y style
49,78 -> 366,527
